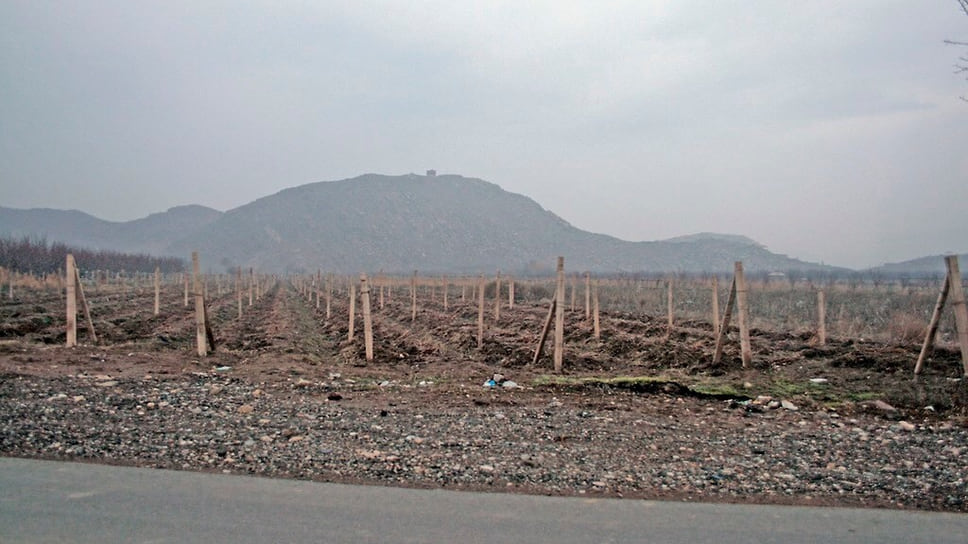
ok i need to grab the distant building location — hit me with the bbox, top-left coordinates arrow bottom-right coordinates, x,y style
426,169 -> 437,177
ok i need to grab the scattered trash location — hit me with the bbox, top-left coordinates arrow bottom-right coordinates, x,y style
215,366 -> 232,372
809,378 -> 828,384
484,374 -> 521,389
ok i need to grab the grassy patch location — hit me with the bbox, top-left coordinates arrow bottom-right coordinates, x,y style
690,382 -> 744,397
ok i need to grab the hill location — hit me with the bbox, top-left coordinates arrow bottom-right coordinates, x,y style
867,253 -> 968,278
0,205 -> 222,256
1,174 -> 839,274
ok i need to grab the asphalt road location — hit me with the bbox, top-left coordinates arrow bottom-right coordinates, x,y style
1,458 -> 965,543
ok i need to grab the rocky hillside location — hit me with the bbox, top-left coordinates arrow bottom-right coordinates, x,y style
1,174 -> 837,274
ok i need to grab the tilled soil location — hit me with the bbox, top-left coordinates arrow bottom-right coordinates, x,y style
1,281 -> 967,511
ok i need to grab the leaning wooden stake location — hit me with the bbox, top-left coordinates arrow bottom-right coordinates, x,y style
533,296 -> 557,365
915,271 -> 951,375
735,261 -> 752,368
153,266 -> 161,316
74,266 -> 96,343
361,274 -> 373,361
713,277 -> 738,364
192,252 -> 208,357
945,256 -> 968,375
65,254 -> 77,347
554,256 -> 565,372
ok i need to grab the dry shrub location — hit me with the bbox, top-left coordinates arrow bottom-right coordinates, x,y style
887,312 -> 927,344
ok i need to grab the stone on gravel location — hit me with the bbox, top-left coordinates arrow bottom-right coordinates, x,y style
868,400 -> 897,412
781,400 -> 798,411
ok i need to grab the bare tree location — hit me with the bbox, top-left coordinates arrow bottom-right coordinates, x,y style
949,0 -> 968,101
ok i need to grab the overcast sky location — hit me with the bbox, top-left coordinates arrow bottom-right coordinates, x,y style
1,1 -> 965,269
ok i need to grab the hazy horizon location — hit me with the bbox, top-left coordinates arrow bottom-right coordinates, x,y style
2,2 -> 966,269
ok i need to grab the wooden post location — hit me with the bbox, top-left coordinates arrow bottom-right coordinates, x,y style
348,284 -> 356,342
65,254 -> 77,347
477,274 -> 485,349
361,274 -> 373,361
461,284 -> 466,302
153,266 -> 161,316
945,256 -> 968,374
508,277 -> 515,309
713,277 -> 737,364
411,271 -> 418,322
183,273 -> 189,307
593,280 -> 601,341
584,272 -> 591,320
316,270 -> 321,309
237,269 -> 243,319
817,289 -> 827,346
248,268 -> 254,307
711,276 -> 720,336
666,278 -> 674,330
554,257 -> 565,372
443,275 -> 449,310
192,252 -> 207,357
915,272 -> 951,375
325,275 -> 332,320
735,262 -> 752,368
533,297 -> 557,365
494,271 -> 501,321
569,278 -> 576,312
74,266 -> 96,343
379,277 -> 385,310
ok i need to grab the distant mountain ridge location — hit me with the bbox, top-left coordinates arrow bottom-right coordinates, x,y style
868,253 -> 968,277
0,204 -> 223,256
1,173 -> 844,274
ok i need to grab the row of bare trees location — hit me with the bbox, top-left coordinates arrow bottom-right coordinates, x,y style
0,236 -> 184,275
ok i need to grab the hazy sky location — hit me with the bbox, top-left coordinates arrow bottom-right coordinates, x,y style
1,1 -> 966,269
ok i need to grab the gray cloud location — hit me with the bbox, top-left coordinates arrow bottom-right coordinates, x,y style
1,0 -> 965,269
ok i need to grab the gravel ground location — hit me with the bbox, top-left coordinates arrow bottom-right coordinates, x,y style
2,371 -> 966,512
